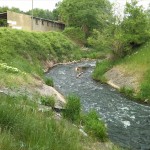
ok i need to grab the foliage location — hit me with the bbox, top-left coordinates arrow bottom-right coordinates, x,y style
92,60 -> 112,82
0,6 -> 59,21
112,0 -> 150,58
0,63 -> 26,74
110,40 -> 150,102
44,77 -> 54,87
63,27 -> 86,45
0,94 -> 85,150
63,94 -> 81,122
0,28 -> 81,87
140,69 -> 150,102
0,6 -> 23,13
88,29 -> 111,51
119,86 -> 134,98
57,0 -> 113,37
0,28 -> 78,73
40,96 -> 55,108
26,8 -> 55,20
82,110 -> 107,141
0,19 -> 7,27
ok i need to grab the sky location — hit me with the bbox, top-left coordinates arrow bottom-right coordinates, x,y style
0,0 -> 149,12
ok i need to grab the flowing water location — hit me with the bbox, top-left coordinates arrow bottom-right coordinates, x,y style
47,61 -> 150,150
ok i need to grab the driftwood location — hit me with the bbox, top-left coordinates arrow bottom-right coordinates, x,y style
76,72 -> 84,78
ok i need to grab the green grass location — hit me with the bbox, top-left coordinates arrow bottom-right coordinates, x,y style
82,110 -> 108,142
92,60 -> 113,82
40,96 -> 55,108
0,28 -> 105,88
0,94 -> 85,150
0,28 -> 80,87
63,94 -> 81,123
93,41 -> 150,103
116,41 -> 150,102
44,76 -> 54,87
63,94 -> 108,141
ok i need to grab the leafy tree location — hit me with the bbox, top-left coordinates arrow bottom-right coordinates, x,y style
112,0 -> 150,58
0,6 -> 23,13
57,0 -> 113,37
122,0 -> 149,48
26,8 -> 55,20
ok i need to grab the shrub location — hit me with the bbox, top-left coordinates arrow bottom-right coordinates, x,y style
88,29 -> 110,51
63,94 -> 81,122
40,96 -> 55,108
0,95 -> 84,150
119,86 -> 134,98
44,77 -> 54,87
92,60 -> 112,82
63,27 -> 86,46
112,0 -> 150,58
82,110 -> 107,141
140,69 -> 150,102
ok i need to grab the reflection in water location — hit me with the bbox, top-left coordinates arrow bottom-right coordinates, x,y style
47,61 -> 150,150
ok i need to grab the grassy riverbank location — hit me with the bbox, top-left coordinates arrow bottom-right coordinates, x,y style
0,28 -> 105,88
0,28 -> 121,150
0,28 -> 78,88
93,41 -> 150,103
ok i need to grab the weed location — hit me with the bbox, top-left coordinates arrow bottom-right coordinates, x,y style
92,60 -> 112,82
44,77 -> 54,87
63,94 -> 81,122
82,110 -> 107,141
40,96 -> 55,108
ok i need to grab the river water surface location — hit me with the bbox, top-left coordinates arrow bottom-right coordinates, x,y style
47,61 -> 150,150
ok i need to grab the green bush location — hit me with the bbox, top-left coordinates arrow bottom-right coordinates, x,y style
82,110 -> 107,141
140,69 -> 150,102
0,28 -> 79,75
63,27 -> 86,46
63,94 -> 81,122
0,95 -> 84,150
40,96 -> 55,108
88,29 -> 110,51
119,86 -> 134,98
92,60 -> 112,82
44,77 -> 54,87
112,0 -> 150,58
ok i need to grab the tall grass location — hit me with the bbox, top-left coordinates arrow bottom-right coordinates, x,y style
92,60 -> 112,82
63,94 -> 81,122
0,94 -> 85,150
0,28 -> 80,87
116,41 -> 150,102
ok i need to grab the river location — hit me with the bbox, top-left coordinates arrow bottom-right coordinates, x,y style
47,61 -> 150,150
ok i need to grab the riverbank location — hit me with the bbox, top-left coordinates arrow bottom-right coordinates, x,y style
93,41 -> 150,104
0,28 -> 121,150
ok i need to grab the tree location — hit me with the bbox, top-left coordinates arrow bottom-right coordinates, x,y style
122,0 -> 149,48
26,8 -> 54,20
111,0 -> 150,58
57,0 -> 113,37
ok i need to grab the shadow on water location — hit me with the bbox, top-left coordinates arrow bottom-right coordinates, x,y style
47,61 -> 150,150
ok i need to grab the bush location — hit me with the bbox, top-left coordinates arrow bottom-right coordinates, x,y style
112,0 -> 150,58
0,95 -> 84,150
40,96 -> 55,108
44,77 -> 54,87
63,94 -> 81,122
140,69 -> 150,101
119,86 -> 134,98
63,27 -> 86,46
82,110 -> 107,141
92,60 -> 112,82
88,29 -> 110,51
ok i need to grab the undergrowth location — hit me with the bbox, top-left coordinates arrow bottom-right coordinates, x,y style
0,94 -> 84,150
